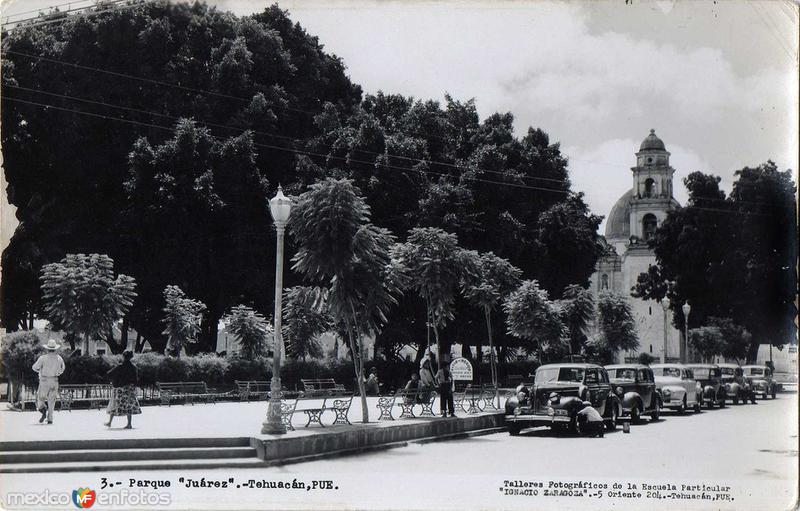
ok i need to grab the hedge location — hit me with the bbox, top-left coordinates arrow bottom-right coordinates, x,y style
2,337 -> 539,391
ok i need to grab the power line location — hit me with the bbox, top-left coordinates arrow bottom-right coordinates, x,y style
2,0 -> 142,31
3,0 -> 99,21
1,95 -> 572,194
4,82 -> 573,186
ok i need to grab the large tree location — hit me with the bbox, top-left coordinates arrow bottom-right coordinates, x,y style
503,280 -> 565,359
1,1 -> 361,336
161,285 -> 206,357
557,284 -> 595,355
392,228 -> 475,371
633,164 -> 797,361
462,252 -> 521,399
589,293 -> 638,364
289,178 -> 402,422
224,304 -> 271,360
39,253 -> 137,354
282,286 -> 332,361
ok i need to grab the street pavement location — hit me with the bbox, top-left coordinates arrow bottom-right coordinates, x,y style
0,393 -> 795,511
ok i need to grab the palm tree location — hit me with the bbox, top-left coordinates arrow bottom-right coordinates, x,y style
283,286 -> 332,361
462,252 -> 521,405
392,227 -> 474,372
289,178 -> 403,422
224,304 -> 270,359
162,285 -> 206,357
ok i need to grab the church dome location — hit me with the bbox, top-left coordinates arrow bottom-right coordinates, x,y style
605,189 -> 633,240
639,129 -> 666,151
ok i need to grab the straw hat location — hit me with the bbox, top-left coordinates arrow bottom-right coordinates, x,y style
43,339 -> 61,350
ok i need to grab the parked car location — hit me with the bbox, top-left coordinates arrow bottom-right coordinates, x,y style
742,365 -> 777,399
605,364 -> 661,422
504,363 -> 622,436
773,372 -> 797,393
687,364 -> 727,408
651,364 -> 701,413
718,363 -> 756,404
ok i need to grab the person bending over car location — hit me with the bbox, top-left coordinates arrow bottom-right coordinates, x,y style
576,401 -> 605,438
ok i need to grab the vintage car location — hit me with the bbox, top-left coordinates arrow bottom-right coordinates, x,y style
650,363 -> 701,413
742,365 -> 778,399
718,363 -> 756,404
687,364 -> 727,408
605,364 -> 661,422
504,363 -> 622,436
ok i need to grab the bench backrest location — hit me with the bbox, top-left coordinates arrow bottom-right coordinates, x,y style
59,384 -> 113,398
301,379 -> 345,394
157,382 -> 208,394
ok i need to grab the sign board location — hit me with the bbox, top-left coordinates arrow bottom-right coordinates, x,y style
449,357 -> 473,381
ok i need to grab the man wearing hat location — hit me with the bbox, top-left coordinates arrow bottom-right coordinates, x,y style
32,339 -> 66,424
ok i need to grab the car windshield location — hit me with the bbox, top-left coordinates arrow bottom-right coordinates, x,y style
693,369 -> 711,379
747,368 -> 764,376
721,367 -> 735,376
612,369 -> 636,380
654,367 -> 681,378
535,367 -> 584,383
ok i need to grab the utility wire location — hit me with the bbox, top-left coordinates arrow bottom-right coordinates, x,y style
2,0 -> 142,31
1,95 -> 572,194
4,82 -> 573,186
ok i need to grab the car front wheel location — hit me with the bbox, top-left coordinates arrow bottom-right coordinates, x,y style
508,423 -> 521,436
677,397 -> 686,414
771,388 -> 777,399
630,405 -> 640,424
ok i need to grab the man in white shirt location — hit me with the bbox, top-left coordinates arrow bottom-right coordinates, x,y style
32,339 -> 66,424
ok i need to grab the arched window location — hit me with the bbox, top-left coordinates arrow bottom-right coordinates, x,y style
643,214 -> 658,241
644,178 -> 655,197
601,274 -> 609,290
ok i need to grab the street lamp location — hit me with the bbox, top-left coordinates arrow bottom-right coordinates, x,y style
262,185 -> 292,435
682,302 -> 691,364
661,297 -> 670,363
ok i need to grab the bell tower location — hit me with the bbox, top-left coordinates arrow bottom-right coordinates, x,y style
629,129 -> 676,242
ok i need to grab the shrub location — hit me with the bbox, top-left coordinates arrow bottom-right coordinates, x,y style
0,331 -> 45,387
60,355 -> 114,384
226,356 -> 271,383
156,356 -> 189,382
132,352 -> 165,388
185,354 -> 230,386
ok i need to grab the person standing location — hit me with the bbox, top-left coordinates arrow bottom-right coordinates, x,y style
365,367 -> 381,396
31,339 -> 65,424
438,367 -> 455,417
104,351 -> 141,429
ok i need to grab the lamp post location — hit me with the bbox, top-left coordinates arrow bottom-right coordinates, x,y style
262,185 -> 292,435
661,297 -> 670,363
681,302 -> 691,364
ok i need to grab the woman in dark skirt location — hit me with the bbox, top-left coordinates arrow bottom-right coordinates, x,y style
105,351 -> 141,429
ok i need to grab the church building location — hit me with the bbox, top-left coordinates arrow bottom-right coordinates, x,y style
589,130 -> 682,363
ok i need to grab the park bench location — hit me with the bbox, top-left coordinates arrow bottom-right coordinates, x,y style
156,381 -> 223,406
58,384 -> 114,411
454,383 -> 482,414
235,380 -> 271,401
479,383 -> 501,411
300,378 -> 347,395
376,386 -> 438,420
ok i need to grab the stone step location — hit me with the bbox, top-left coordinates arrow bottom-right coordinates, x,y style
0,436 -> 252,452
0,457 -> 267,474
0,446 -> 257,464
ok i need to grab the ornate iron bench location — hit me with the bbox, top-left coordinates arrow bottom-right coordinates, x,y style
58,384 -> 114,411
454,383 -> 481,414
376,393 -> 397,421
156,381 -> 222,405
479,384 -> 501,411
235,380 -> 271,401
300,378 -> 346,394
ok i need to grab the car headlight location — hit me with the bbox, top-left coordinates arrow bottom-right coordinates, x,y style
616,386 -> 623,395
663,389 -> 671,397
547,407 -> 555,416
517,391 -> 527,402
549,392 -> 560,404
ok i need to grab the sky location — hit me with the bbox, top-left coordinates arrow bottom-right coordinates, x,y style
1,0 -> 798,234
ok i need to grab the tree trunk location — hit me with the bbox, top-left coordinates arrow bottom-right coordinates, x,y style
81,333 -> 90,355
349,304 -> 369,423
121,318 -> 129,351
746,341 -> 760,365
485,307 -> 500,408
434,323 -> 446,373
134,333 -> 144,353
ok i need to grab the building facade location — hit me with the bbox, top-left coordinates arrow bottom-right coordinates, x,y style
589,130 -> 682,363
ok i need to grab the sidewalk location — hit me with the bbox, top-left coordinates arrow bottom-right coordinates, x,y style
0,395 -> 508,442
